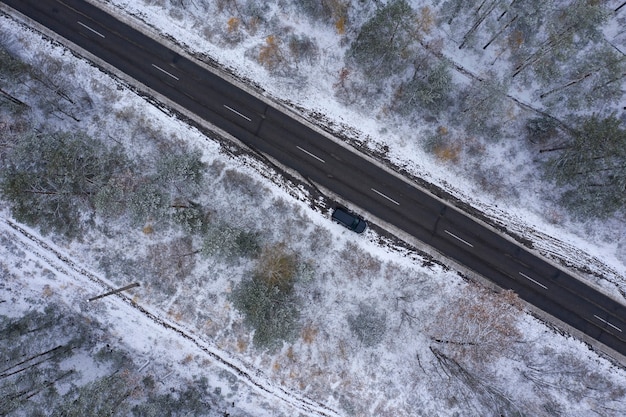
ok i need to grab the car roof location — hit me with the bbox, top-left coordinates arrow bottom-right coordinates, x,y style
332,207 -> 355,223
332,207 -> 367,233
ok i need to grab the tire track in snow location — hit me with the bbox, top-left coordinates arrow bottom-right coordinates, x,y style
2,218 -> 341,417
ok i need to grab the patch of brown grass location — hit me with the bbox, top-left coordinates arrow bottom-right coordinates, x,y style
335,16 -> 346,34
302,324 -> 318,344
236,338 -> 247,353
227,17 -> 240,32
433,142 -> 461,163
42,285 -> 54,297
258,35 -> 283,71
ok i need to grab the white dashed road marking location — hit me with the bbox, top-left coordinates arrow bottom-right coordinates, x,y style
223,104 -> 252,122
444,230 -> 474,248
519,271 -> 548,290
594,315 -> 623,332
77,21 -> 105,38
371,188 -> 400,206
152,64 -> 179,80
296,146 -> 325,163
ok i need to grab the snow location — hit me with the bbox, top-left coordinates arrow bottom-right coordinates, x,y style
1,217 -> 337,416
1,0 -> 626,416
90,0 -> 626,293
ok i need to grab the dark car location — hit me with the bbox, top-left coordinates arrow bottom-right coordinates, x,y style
331,207 -> 367,234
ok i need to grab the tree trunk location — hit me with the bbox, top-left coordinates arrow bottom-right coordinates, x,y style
483,15 -> 518,50
460,0 -> 500,49
0,346 -> 73,379
88,282 -> 140,302
512,27 -> 574,78
0,345 -> 63,375
539,73 -> 592,98
0,88 -> 28,107
539,145 -> 570,153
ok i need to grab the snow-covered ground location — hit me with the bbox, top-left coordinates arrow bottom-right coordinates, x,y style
88,0 -> 626,299
1,218 -> 315,417
2,1 -> 626,416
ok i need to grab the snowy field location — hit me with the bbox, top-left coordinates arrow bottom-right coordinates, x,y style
1,1 -> 626,416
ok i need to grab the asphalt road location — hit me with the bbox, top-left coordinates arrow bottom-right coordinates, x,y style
5,0 -> 626,359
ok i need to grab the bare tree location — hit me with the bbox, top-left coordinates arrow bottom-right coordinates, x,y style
512,0 -> 609,78
428,287 -> 522,363
458,0 -> 505,49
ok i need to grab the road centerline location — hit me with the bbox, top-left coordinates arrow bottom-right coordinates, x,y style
223,104 -> 252,122
444,229 -> 474,248
371,188 -> 400,206
594,315 -> 623,332
519,271 -> 548,290
77,21 -> 105,38
296,146 -> 325,163
151,64 -> 179,80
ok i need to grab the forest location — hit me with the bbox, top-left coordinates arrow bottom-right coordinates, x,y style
204,0 -> 626,219
1,0 -> 626,416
